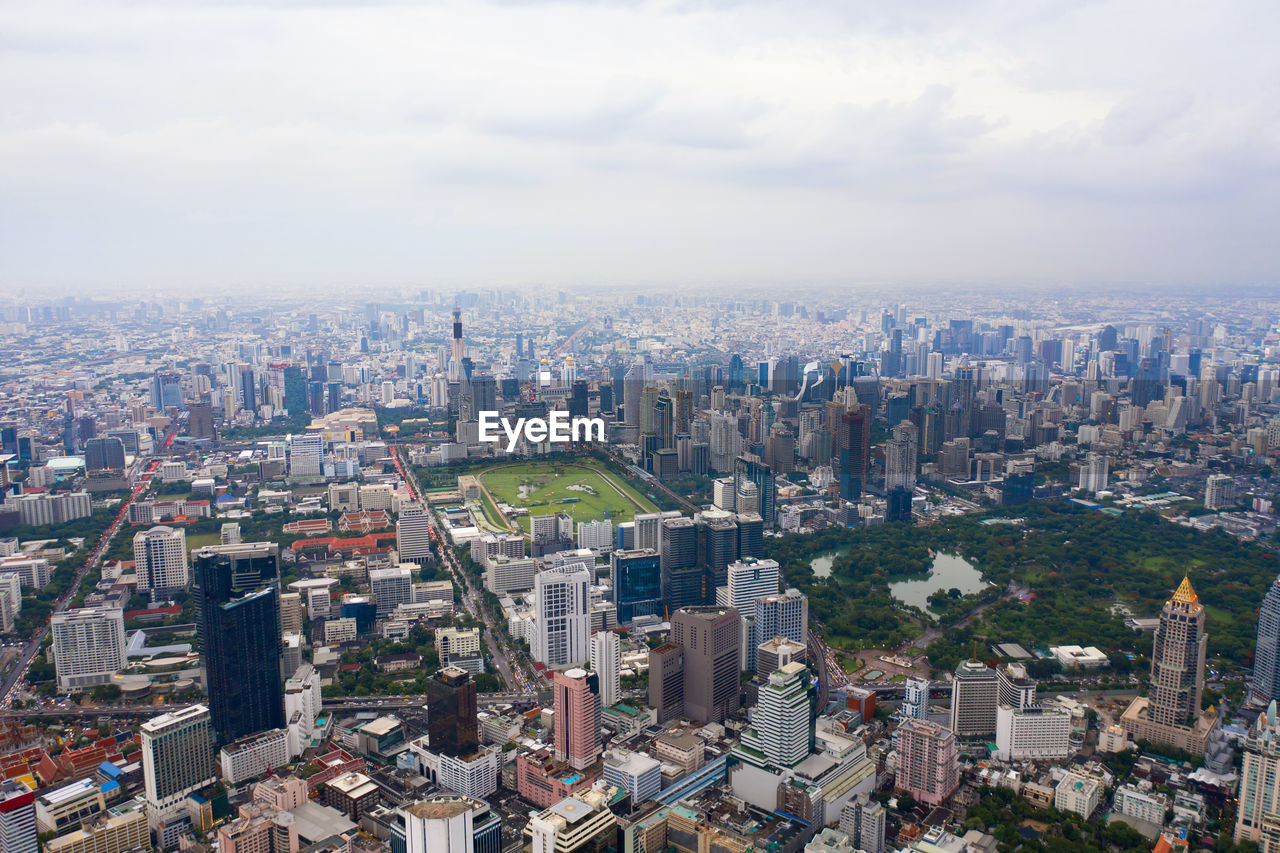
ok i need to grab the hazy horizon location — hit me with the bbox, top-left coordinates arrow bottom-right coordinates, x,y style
3,0 -> 1278,292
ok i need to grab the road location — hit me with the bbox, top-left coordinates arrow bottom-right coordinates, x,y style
1,456 -> 164,709
391,446 -> 542,696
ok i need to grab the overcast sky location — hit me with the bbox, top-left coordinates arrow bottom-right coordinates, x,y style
2,0 -> 1278,294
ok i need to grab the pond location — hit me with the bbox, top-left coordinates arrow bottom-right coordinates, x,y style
809,549 -> 845,578
889,552 -> 989,615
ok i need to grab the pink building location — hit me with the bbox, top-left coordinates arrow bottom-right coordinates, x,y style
553,668 -> 601,771
216,804 -> 299,853
895,718 -> 959,806
253,775 -> 309,811
516,749 -> 597,808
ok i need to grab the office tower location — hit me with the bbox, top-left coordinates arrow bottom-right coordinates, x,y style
369,565 -> 414,616
1150,577 -> 1207,728
423,667 -> 479,757
757,637 -> 806,678
1236,701 -> 1280,844
279,593 -> 304,636
660,517 -> 700,613
632,513 -> 662,552
83,437 -> 126,473
526,788 -> 618,853
283,366 -> 307,416
996,663 -> 1037,710
553,668 -> 601,770
192,543 -> 284,742
950,660 -> 999,738
150,371 -> 183,410
895,719 -> 959,806
835,405 -> 870,502
590,631 -> 621,710
671,606 -> 742,724
50,608 -> 126,692
532,564 -> 591,670
398,795 -> 494,853
0,780 -> 35,853
602,749 -> 662,804
902,677 -> 930,719
397,503 -> 434,563
740,663 -> 813,768
141,705 -> 216,827
611,549 -> 661,624
736,513 -> 764,560
697,511 -> 739,597
733,455 -> 775,525
133,526 -> 188,595
287,433 -> 322,477
188,402 -> 215,439
1254,578 -> 1280,707
884,421 -> 918,491
839,795 -> 885,853
716,558 -> 779,611
755,588 -> 808,646
994,704 -> 1072,762
577,520 -> 613,552
648,643 -> 684,724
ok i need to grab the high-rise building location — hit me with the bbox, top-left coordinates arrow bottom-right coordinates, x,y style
835,405 -> 870,502
754,589 -> 808,672
1205,473 -> 1236,511
397,504 -> 434,563
1253,577 -> 1280,707
525,788 -> 617,853
660,517 -> 700,613
1150,576 -> 1207,728
733,455 -> 775,525
696,511 -> 740,598
737,662 -> 813,768
192,543 -> 284,742
532,565 -> 591,670
0,780 -> 35,853
553,668 -> 600,770
141,705 -> 216,829
716,558 -> 779,611
671,607 -> 742,724
994,705 -> 1072,762
996,663 -> 1037,710
610,549 -> 661,624
50,608 -> 126,692
370,566 -> 414,616
901,677 -> 930,720
287,433 -> 323,477
1078,451 -> 1109,494
602,749 -> 662,804
133,526 -> 189,595
1236,701 -> 1280,844
884,421 -> 918,491
949,660 -> 999,739
838,795 -> 885,853
590,631 -> 620,710
894,719 -> 959,806
647,643 -> 684,724
83,437 -> 126,473
422,667 -> 479,758
398,795 -> 500,853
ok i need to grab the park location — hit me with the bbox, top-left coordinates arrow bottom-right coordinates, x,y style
478,460 -> 659,529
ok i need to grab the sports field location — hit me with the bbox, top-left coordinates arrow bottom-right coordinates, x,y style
480,462 -> 659,528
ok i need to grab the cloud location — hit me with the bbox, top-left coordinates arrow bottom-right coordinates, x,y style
0,0 -> 1278,290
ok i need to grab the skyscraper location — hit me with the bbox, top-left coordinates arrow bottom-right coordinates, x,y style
50,608 -> 126,692
1150,576 -> 1207,728
553,668 -> 601,770
590,631 -> 621,710
610,549 -> 661,624
671,606 -> 742,724
192,543 -> 284,742
733,455 -> 775,525
950,660 -> 999,739
532,564 -> 591,670
647,643 -> 684,724
736,662 -> 813,768
133,526 -> 189,595
422,667 -> 479,758
0,780 -> 35,853
1236,701 -> 1280,844
884,421 -> 918,491
141,705 -> 216,831
839,795 -> 885,853
397,503 -> 434,563
660,517 -> 700,613
1253,577 -> 1280,707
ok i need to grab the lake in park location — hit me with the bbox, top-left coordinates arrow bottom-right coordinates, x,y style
810,549 -> 989,613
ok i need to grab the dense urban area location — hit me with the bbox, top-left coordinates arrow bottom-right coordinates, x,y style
0,289 -> 1278,853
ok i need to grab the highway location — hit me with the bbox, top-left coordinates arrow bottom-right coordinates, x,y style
1,455 -> 164,710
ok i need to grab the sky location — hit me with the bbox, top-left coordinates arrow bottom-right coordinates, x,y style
2,0 -> 1279,293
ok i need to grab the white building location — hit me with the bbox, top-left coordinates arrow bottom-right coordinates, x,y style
133,526 -> 189,594
484,556 -> 538,594
397,504 -> 434,563
716,558 -> 780,611
404,738 -> 501,800
0,573 -> 20,634
902,677 -> 930,719
1079,452 -> 1109,494
398,795 -> 476,853
1050,645 -> 1109,669
0,555 -> 51,589
531,564 -> 592,670
325,618 -> 358,645
1205,474 -> 1236,511
50,608 -> 126,691
602,749 -> 662,803
590,631 -> 621,709
1054,772 -> 1102,818
370,566 -> 414,616
220,729 -> 291,784
994,705 -> 1072,761
328,482 -> 360,512
288,577 -> 339,619
1114,783 -> 1169,827
577,520 -> 614,552
285,664 -> 325,757
838,795 -> 885,853
288,433 -> 324,477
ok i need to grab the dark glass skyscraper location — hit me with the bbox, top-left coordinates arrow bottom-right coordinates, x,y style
192,543 -> 284,743
611,548 -> 662,624
422,667 -> 479,757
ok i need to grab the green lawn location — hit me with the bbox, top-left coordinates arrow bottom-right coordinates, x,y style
480,462 -> 659,531
185,531 -> 223,549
